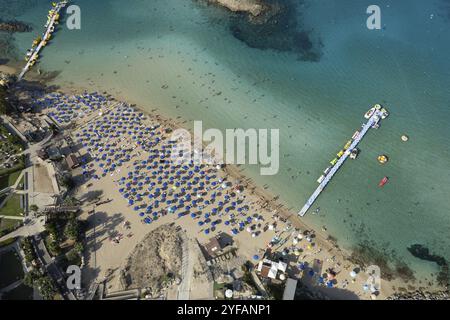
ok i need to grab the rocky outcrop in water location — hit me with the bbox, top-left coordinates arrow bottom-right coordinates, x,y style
199,0 -> 323,62
0,20 -> 32,33
387,290 -> 449,300
207,0 -> 269,17
407,244 -> 449,287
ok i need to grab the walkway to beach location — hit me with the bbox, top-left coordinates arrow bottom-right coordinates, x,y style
18,1 -> 68,81
298,108 -> 388,216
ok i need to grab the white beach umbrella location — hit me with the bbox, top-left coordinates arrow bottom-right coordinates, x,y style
349,271 -> 357,278
225,290 -> 233,299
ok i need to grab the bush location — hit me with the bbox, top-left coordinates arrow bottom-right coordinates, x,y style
21,236 -> 37,264
0,221 -> 23,237
35,274 -> 57,300
0,236 -> 17,247
63,218 -> 79,241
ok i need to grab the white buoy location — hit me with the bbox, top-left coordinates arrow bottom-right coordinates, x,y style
401,134 -> 409,142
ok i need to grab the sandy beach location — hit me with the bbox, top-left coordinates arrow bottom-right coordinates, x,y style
12,78 -> 406,300
2,60 -> 415,300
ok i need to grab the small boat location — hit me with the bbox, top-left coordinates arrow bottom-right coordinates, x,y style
323,167 -> 331,175
364,107 -> 376,119
337,150 -> 344,158
377,155 -> 388,164
378,176 -> 388,187
350,148 -> 359,159
317,175 -> 325,183
381,107 -> 389,119
352,131 -> 360,139
330,158 -> 338,166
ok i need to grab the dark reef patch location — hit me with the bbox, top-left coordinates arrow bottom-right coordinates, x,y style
349,240 -> 416,283
0,20 -> 33,33
229,0 -> 322,61
196,0 -> 323,62
407,244 -> 449,288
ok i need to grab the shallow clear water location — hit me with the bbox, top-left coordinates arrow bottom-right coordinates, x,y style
3,0 -> 450,284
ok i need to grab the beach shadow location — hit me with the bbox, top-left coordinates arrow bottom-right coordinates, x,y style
81,265 -> 100,289
315,287 -> 360,300
84,211 -> 125,253
78,190 -> 104,204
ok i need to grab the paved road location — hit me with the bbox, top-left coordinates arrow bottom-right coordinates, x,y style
177,233 -> 194,300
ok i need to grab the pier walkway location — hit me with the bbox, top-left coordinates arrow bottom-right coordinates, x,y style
298,109 -> 386,217
17,1 -> 68,81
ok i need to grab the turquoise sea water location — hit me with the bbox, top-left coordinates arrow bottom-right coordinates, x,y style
2,0 -> 450,285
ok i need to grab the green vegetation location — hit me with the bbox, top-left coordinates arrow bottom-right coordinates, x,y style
20,236 -> 37,266
241,261 -> 261,295
0,85 -> 10,115
0,122 -> 26,178
0,218 -> 22,237
213,281 -> 226,292
20,237 -> 59,300
213,281 -> 233,300
266,282 -> 284,300
0,193 -> 23,217
0,236 -> 17,248
29,204 -> 39,212
60,175 -> 75,190
0,169 -> 21,190
43,213 -> 85,270
0,156 -> 25,178
23,269 -> 58,300
0,248 -> 24,288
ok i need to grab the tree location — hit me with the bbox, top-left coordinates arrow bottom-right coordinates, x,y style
30,204 -> 39,212
73,242 -> 84,254
64,218 -> 79,241
36,276 -> 57,300
0,86 -> 9,114
23,269 -> 41,288
45,221 -> 58,238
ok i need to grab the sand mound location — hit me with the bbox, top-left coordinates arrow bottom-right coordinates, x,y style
122,224 -> 182,294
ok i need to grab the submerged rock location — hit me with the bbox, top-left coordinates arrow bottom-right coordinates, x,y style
201,0 -> 323,61
0,19 -> 32,33
407,244 -> 449,287
387,290 -> 449,300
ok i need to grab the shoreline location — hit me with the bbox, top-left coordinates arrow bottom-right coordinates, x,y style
4,61 -> 446,298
